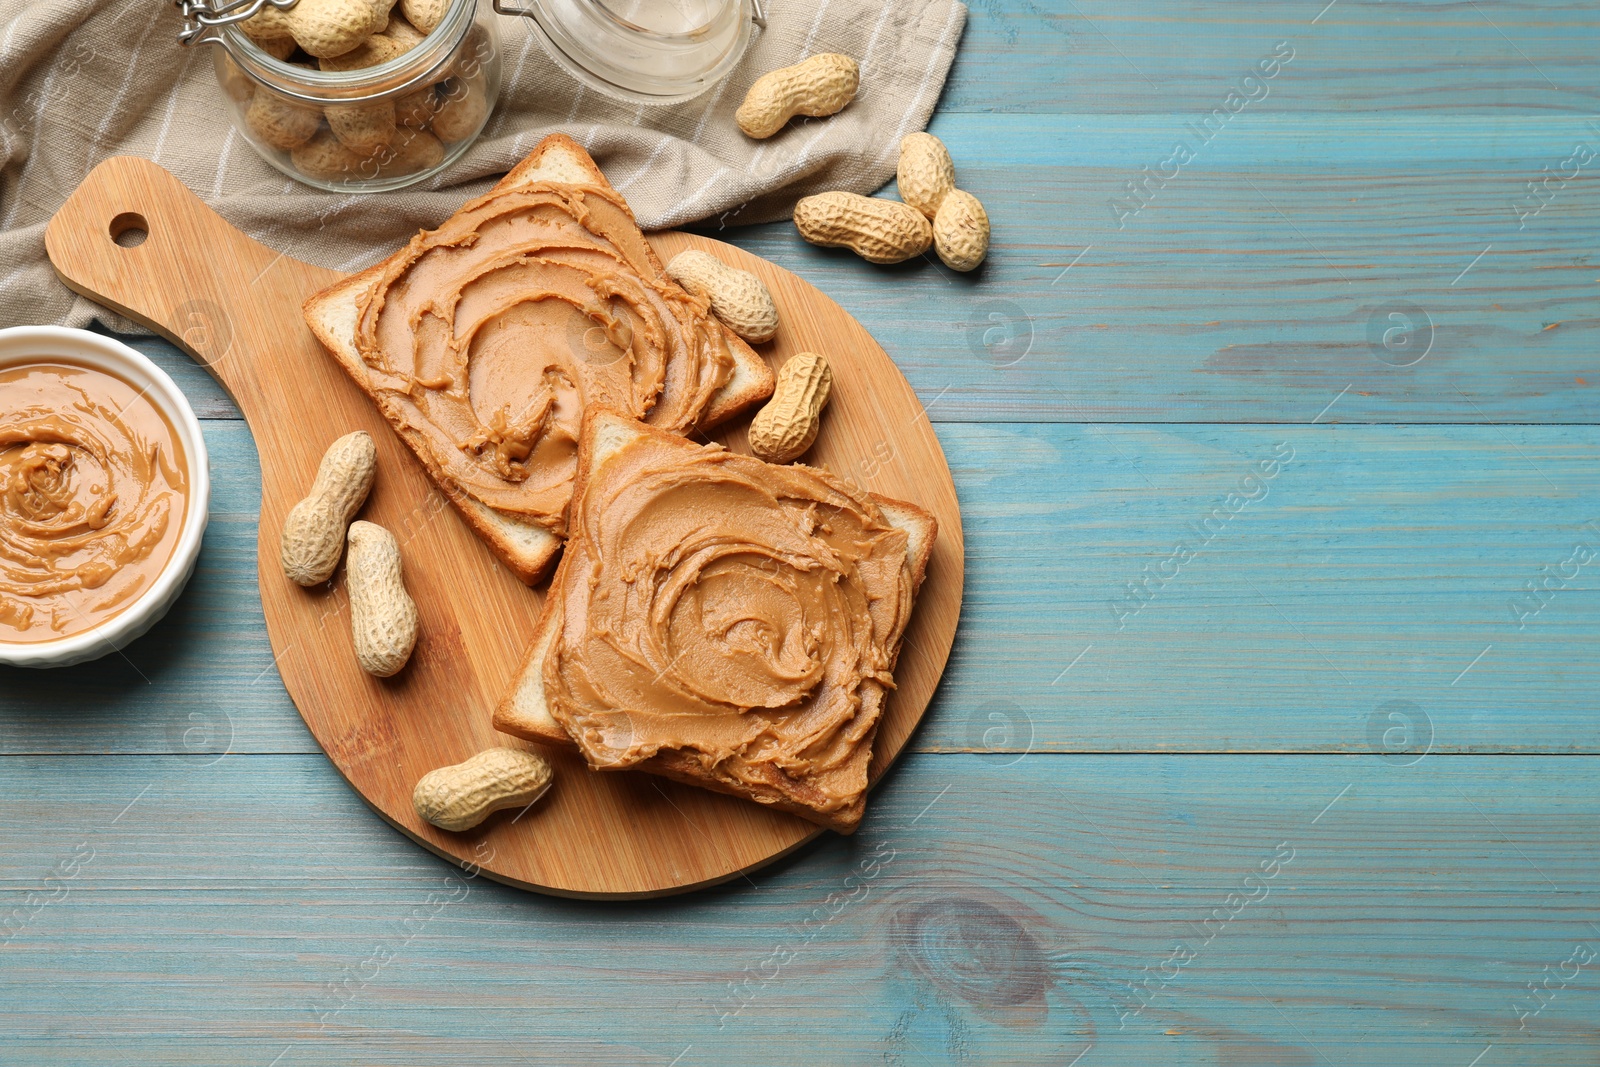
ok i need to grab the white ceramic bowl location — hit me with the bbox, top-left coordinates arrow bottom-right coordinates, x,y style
0,326 -> 210,668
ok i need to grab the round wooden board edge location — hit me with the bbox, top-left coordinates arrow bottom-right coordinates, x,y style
282,230 -> 966,900
355,783 -> 829,900
40,156 -> 963,900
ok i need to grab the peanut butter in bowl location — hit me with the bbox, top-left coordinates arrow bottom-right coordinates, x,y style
0,362 -> 189,642
0,327 -> 210,668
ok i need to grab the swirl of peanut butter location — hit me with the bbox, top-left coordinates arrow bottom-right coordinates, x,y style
0,363 -> 187,642
353,183 -> 734,536
544,435 -> 915,812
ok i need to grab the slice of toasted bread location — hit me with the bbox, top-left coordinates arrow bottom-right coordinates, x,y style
302,133 -> 775,584
493,408 -> 937,833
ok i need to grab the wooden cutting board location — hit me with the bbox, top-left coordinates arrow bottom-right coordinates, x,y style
44,156 -> 964,899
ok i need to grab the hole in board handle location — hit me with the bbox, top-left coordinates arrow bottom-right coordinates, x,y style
110,212 -> 148,248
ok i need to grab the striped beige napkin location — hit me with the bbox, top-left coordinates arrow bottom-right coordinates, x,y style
0,0 -> 966,333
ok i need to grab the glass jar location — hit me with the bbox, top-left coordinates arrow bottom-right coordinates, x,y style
501,0 -> 761,104
211,0 -> 502,192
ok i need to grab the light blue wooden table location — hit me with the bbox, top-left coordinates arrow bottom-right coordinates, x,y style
5,2 -> 1600,1063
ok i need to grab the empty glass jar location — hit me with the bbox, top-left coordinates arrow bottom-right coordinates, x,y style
498,0 -> 761,104
208,0 -> 502,192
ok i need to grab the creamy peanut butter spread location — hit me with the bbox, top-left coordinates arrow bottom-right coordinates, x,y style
353,184 -> 736,536
544,430 -> 915,814
0,362 -> 187,643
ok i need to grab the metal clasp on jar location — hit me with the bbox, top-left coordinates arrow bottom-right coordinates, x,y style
174,0 -> 299,46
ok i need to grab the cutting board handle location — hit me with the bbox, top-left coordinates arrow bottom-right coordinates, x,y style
45,156 -> 328,410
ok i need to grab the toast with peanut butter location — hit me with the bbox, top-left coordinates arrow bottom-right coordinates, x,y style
493,408 -> 936,834
302,134 -> 775,583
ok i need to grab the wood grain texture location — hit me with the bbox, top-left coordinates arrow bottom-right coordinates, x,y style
710,111 -> 1600,424
42,157 -> 963,898
2,752 -> 1597,1065
940,0 -> 1600,114
122,115 -> 1600,426
9,422 -> 1600,757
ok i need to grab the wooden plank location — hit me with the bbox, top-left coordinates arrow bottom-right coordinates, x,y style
708,112 -> 1600,424
940,0 -> 1600,114
0,752 -> 1596,1064
932,421 -> 1600,754
7,422 -> 1600,756
123,114 -> 1600,426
